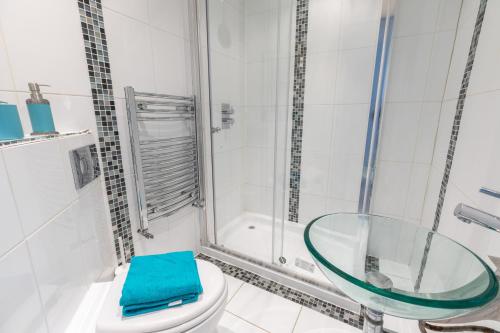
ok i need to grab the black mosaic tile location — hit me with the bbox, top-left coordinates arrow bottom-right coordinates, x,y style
197,253 -> 364,330
77,0 -> 134,263
288,0 -> 310,223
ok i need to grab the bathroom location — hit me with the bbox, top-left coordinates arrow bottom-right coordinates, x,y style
0,0 -> 499,332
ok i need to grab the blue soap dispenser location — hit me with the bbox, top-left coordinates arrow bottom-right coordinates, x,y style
26,82 -> 58,135
0,100 -> 24,141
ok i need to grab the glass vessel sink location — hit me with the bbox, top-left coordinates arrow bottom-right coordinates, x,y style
304,213 -> 498,329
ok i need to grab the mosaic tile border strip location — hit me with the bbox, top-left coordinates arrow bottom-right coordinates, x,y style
415,0 -> 488,291
197,253 -> 364,330
288,0 -> 310,223
0,130 -> 90,148
77,0 -> 134,263
431,0 -> 487,233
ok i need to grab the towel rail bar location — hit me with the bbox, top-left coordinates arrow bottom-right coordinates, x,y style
125,86 -> 203,238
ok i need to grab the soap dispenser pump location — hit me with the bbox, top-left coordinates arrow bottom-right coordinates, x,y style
26,82 -> 58,135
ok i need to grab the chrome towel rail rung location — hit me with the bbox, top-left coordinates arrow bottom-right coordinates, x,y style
144,171 -> 196,192
143,161 -> 197,178
137,100 -> 194,108
148,188 -> 199,211
148,192 -> 198,216
148,196 -> 198,222
125,86 -> 202,239
140,140 -> 195,152
142,154 -> 196,171
147,183 -> 199,206
137,115 -> 194,121
146,178 -> 197,200
140,136 -> 194,145
141,146 -> 196,160
134,91 -> 194,101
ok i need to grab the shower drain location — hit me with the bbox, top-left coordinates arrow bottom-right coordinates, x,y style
248,225 -> 255,229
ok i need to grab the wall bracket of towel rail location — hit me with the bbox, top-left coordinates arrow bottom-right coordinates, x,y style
125,87 -> 204,239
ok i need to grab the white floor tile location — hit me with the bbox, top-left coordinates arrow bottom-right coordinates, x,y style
217,311 -> 268,333
224,274 -> 244,302
226,283 -> 301,333
293,307 -> 360,333
384,315 -> 420,333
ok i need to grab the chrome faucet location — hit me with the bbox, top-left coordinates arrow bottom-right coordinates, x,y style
454,203 -> 500,233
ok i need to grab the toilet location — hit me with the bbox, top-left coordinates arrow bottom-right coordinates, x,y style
95,259 -> 228,333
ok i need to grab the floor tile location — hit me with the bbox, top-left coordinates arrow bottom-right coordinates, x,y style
217,311 -> 268,333
224,274 -> 243,303
293,307 -> 361,332
226,283 -> 301,333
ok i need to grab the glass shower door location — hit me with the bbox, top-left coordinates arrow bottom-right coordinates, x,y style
206,0 -> 293,265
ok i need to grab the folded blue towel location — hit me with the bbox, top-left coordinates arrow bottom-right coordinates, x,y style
120,251 -> 203,317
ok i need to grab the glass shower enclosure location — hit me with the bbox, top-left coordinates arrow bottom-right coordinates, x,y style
203,0 -> 465,288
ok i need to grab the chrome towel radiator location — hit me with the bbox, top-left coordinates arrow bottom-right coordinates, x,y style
125,87 -> 203,239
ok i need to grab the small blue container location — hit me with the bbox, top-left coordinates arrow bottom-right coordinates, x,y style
27,103 -> 56,134
0,103 -> 24,141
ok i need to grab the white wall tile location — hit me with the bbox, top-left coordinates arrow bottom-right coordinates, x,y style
73,180 -> 115,282
404,164 -> 430,221
331,104 -> 369,156
436,0 -> 462,32
298,193 -> 327,225
328,154 -> 363,202
148,0 -> 190,39
424,31 -> 456,102
244,10 -> 277,62
335,47 -> 375,104
27,204 -> 88,333
0,0 -> 90,96
378,102 -> 421,162
151,28 -> 192,97
3,140 -> 77,235
301,105 -> 334,153
102,0 -> 149,22
103,8 -> 155,98
0,243 -> 48,333
307,0 -> 341,53
386,34 -> 434,102
467,0 -> 500,95
372,161 -> 412,217
392,0 -> 441,37
0,152 -> 24,257
300,150 -> 329,196
303,51 -> 337,105
0,27 -> 14,91
339,0 -> 381,49
443,21 -> 476,100
447,91 -> 500,204
414,103 -> 441,164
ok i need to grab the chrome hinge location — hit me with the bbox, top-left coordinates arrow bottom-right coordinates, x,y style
211,127 -> 221,134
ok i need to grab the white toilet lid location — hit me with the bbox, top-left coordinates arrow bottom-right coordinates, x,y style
96,259 -> 226,333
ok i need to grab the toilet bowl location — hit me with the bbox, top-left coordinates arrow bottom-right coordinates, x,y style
96,259 -> 227,333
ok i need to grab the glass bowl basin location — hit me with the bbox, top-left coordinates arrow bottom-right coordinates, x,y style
304,213 -> 498,320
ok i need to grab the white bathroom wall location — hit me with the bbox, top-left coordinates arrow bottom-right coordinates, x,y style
0,133 -> 115,333
420,0 -> 500,264
0,0 -> 97,136
298,0 -> 381,224
371,0 -> 462,225
102,0 -> 202,255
